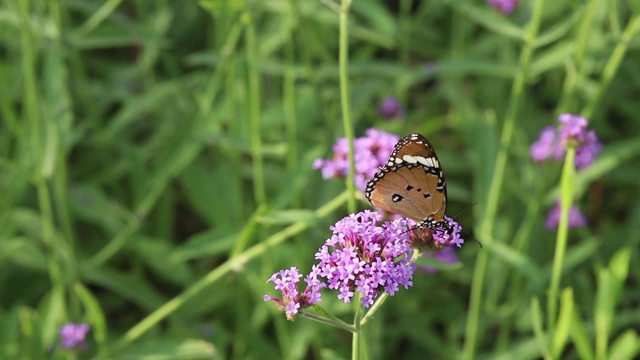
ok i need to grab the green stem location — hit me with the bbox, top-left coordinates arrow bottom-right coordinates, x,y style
19,0 -> 67,327
352,292 -> 363,360
462,1 -> 546,358
558,0 -> 601,113
244,12 -> 266,206
583,15 -> 640,119
298,311 -> 356,333
547,147 -> 576,339
284,8 -> 298,176
339,0 -> 356,214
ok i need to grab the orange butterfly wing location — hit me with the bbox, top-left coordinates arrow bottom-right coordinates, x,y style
365,133 -> 447,225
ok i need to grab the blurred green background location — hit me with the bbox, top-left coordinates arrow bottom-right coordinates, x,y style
1,0 -> 640,359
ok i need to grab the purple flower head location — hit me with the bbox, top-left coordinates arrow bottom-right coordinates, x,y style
264,266 -> 323,320
530,126 -> 558,163
313,129 -> 399,191
487,0 -> 519,14
545,200 -> 588,230
407,216 -> 465,253
307,210 -> 416,308
378,96 -> 405,120
59,323 -> 90,350
574,130 -> 603,169
421,247 -> 460,274
530,114 -> 602,169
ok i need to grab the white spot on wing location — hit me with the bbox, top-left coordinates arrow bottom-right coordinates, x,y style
414,156 -> 439,168
402,155 -> 418,164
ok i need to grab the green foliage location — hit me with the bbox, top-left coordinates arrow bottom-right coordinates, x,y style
1,0 -> 639,359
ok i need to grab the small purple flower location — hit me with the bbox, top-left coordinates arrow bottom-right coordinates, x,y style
307,210 -> 416,308
422,247 -> 459,274
59,323 -> 90,350
313,129 -> 399,191
264,267 -> 323,320
530,114 -> 602,169
545,201 -> 588,230
378,96 -> 405,120
530,126 -> 559,163
487,0 -> 519,14
574,130 -> 603,169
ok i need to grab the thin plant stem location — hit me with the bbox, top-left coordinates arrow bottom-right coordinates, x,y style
558,0 -> 601,113
298,311 -> 356,333
19,0 -> 67,334
284,10 -> 298,176
462,0 -> 546,358
583,15 -> 640,119
547,147 -> 576,338
244,12 -> 267,206
339,0 -> 356,214
352,293 -> 363,360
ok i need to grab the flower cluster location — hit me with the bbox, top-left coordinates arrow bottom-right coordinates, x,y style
545,200 -> 587,230
313,129 -> 399,191
308,211 -> 416,307
487,0 -> 519,14
530,113 -> 602,169
264,267 -> 323,320
265,211 -> 420,315
378,96 -> 405,120
59,323 -> 90,350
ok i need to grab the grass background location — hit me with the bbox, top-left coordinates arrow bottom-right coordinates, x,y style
1,0 -> 640,359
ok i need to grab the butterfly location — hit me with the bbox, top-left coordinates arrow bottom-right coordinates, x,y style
365,133 -> 448,229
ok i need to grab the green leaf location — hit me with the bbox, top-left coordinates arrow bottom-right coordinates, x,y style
74,282 -> 109,356
484,242 -> 542,285
595,268 -> 612,359
445,0 -> 523,40
550,288 -> 573,358
530,297 -> 550,359
258,209 -> 318,225
609,248 -> 631,304
174,229 -> 237,261
119,338 -> 217,359
0,308 -> 20,359
132,237 -> 193,285
311,304 -> 343,323
571,308 -> 594,360
83,266 -> 167,310
609,330 -> 640,360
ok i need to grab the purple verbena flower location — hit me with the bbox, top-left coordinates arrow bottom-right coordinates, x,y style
545,200 -> 588,230
313,129 -> 399,191
530,114 -> 602,169
487,0 -> 519,14
574,130 -> 603,169
59,323 -> 90,350
421,247 -> 460,274
264,266 -> 324,320
378,96 -> 405,120
307,210 -> 416,308
530,126 -> 559,163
